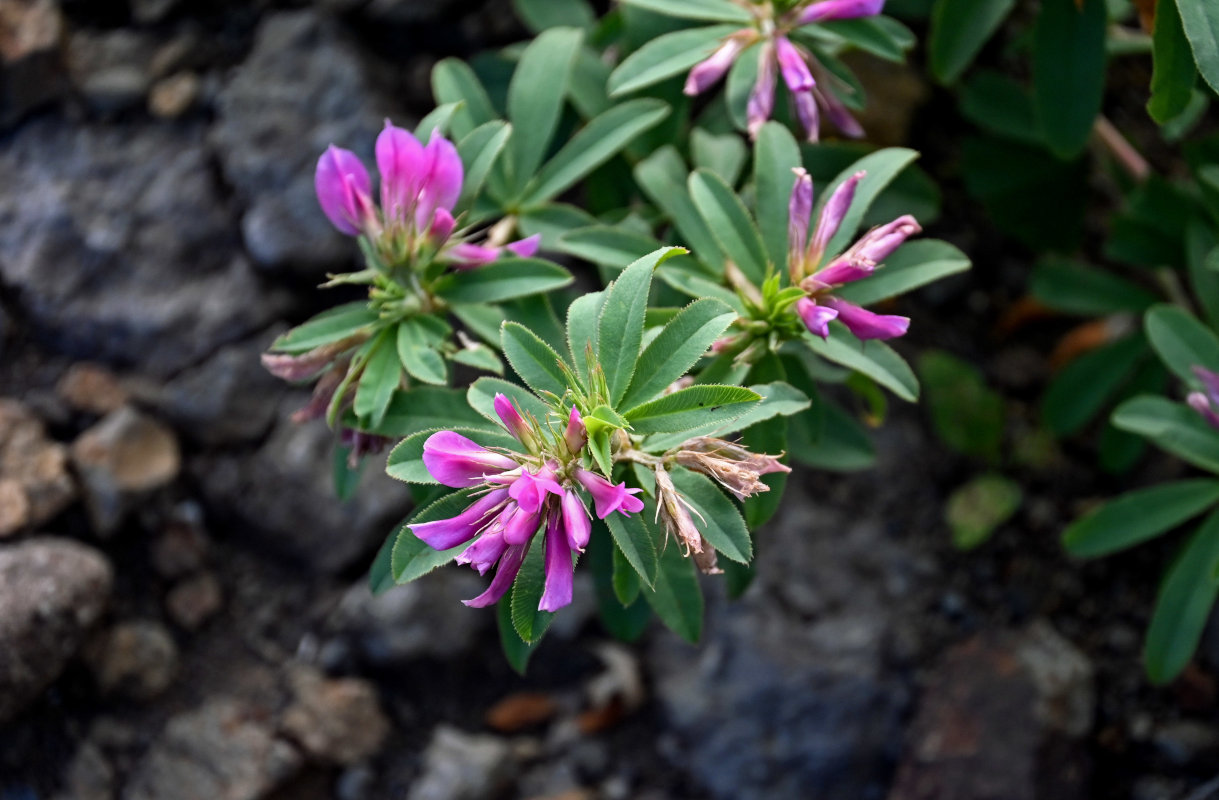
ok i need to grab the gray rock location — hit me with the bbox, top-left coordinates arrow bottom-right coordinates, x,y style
407,725 -> 514,800
166,572 -> 223,630
280,664 -> 390,766
886,621 -> 1094,800
1151,720 -> 1219,768
650,491 -> 918,800
155,332 -> 284,446
0,117 -> 285,376
86,620 -> 179,700
68,29 -> 156,115
0,537 -> 113,722
123,698 -> 303,800
52,741 -> 115,800
130,0 -> 180,24
211,9 -> 391,276
191,396 -> 411,574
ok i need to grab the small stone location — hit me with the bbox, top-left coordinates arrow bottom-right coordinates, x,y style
130,0 -> 180,24
72,406 -> 180,535
149,71 -> 198,118
484,692 -> 559,733
166,572 -> 222,630
0,477 -> 29,536
0,537 -> 113,722
87,620 -> 179,700
280,664 -> 391,766
407,725 -> 515,800
1151,719 -> 1219,767
57,363 -> 130,415
80,65 -> 150,114
0,399 -> 76,535
123,698 -> 303,800
51,740 -> 115,800
0,0 -> 67,126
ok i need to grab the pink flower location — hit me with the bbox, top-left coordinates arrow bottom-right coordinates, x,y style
564,406 -> 587,455
444,234 -> 542,271
411,488 -> 510,551
684,35 -> 750,96
787,168 -> 917,342
316,145 -> 375,236
574,468 -> 645,519
1189,366 -> 1219,429
798,0 -> 886,25
561,490 -> 591,551
508,466 -> 564,515
421,431 -> 519,488
539,511 -> 574,612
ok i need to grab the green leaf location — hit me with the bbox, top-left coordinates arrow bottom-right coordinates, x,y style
588,428 -> 614,476
1042,335 -> 1147,436
946,473 -> 1022,550
508,27 -> 583,192
789,394 -> 877,471
497,598 -> 542,675
458,121 -> 513,210
513,0 -> 595,32
452,344 -> 504,375
433,257 -> 573,304
928,0 -> 1016,84
1149,0 -> 1197,123
622,299 -> 736,409
414,103 -> 461,140
468,377 -> 552,427
1145,304 -> 1219,385
725,40 -> 760,131
567,290 -> 606,387
1175,0 -> 1219,97
558,226 -> 667,269
635,146 -> 725,272
270,302 -> 378,355
511,537 -> 556,644
691,127 -> 748,187
918,350 -> 1005,460
356,386 -> 487,438
835,239 -> 971,306
332,444 -> 364,503
353,331 -> 400,429
369,528 -> 396,595
644,381 -> 811,450
517,203 -> 599,249
754,122 -> 802,270
806,327 -> 919,402
641,535 -> 704,643
387,426 -> 517,485
608,24 -> 740,96
397,318 -> 450,386
431,58 -> 498,140
1187,222 -> 1219,332
618,0 -> 751,22
520,99 -> 670,208
501,321 -> 571,397
819,16 -> 912,63
1029,258 -> 1159,316
391,490 -> 476,583
657,268 -> 746,313
1113,395 -> 1219,473
1032,0 -> 1107,159
605,501 -> 660,587
1063,479 -> 1219,558
689,168 -> 769,284
612,538 -> 643,606
569,46 -> 612,119
822,148 -> 920,257
1144,508 -> 1219,683
588,526 -> 651,641
624,384 -> 761,434
670,467 -> 752,563
599,248 -> 685,405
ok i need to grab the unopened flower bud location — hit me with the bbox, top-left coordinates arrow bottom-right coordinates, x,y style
494,393 -> 536,450
564,406 -> 587,455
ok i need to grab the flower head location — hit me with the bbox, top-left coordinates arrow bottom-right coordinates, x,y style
1189,366 -> 1219,429
673,437 -> 792,501
787,168 -> 917,342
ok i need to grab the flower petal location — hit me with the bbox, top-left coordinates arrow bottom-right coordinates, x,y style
747,41 -> 777,139
422,431 -> 519,488
796,297 -> 838,339
375,120 -> 424,225
797,0 -> 885,25
684,35 -> 747,96
315,145 -> 371,236
788,168 -> 813,272
539,513 -> 574,612
823,297 -> 909,340
775,36 -> 814,93
462,543 -> 527,608
409,488 -> 509,551
505,234 -> 542,259
561,490 -> 591,551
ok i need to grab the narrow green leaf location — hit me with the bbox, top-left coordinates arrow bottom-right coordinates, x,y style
1145,304 -> 1219,385
644,381 -> 811,450
641,536 -> 704,643
397,319 -> 449,386
356,386 -> 487,438
1113,395 -> 1219,473
431,58 -> 498,139
391,490 -> 476,583
622,299 -> 736,409
819,16 -> 912,63
1042,335 -> 1147,436
433,257 -> 573,304
1174,0 -> 1219,96
612,539 -> 643,606
387,426 -> 517,485
508,27 -> 583,191
497,598 -> 542,675
805,327 -> 919,402
754,122 -> 802,270
451,344 -> 504,375
332,444 -> 365,503
457,121 -> 513,210
1149,0 -> 1197,123
414,103 -> 461,140
353,332 -> 400,428
501,321 -> 571,398
567,290 -> 606,387
588,525 -> 651,641
821,148 -> 919,257
605,502 -> 660,587
1145,508 -> 1219,683
513,0 -> 595,32
1032,0 -> 1107,159
835,239 -> 972,306
1029,258 -> 1159,316
624,384 -> 761,434
691,127 -> 748,187
1064,479 -> 1219,558
369,529 -> 396,595
520,99 -> 670,208
670,467 -> 752,563
618,0 -> 751,23
468,377 -> 553,427
635,146 -> 725,271
608,24 -> 740,97
689,168 -> 770,284
946,473 -> 1023,550
511,537 -> 556,644
1187,222 -> 1219,332
928,0 -> 1016,84
270,302 -> 378,355
599,248 -> 686,405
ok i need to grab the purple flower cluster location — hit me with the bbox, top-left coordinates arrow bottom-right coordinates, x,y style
315,121 -> 539,269
1188,367 -> 1219,429
412,398 -> 644,612
684,0 -> 885,141
788,167 -> 918,341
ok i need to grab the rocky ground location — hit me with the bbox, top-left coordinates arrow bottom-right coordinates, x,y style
1,1 -> 1218,798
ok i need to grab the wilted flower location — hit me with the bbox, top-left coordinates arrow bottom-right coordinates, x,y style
672,437 -> 791,501
653,466 -> 720,574
788,168 -> 917,342
1188,366 -> 1219,429
410,396 -> 645,612
682,0 -> 886,141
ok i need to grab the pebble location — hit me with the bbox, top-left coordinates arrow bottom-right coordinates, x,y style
148,71 -> 199,118
0,399 -> 77,537
166,572 -> 223,630
407,725 -> 515,800
86,621 -> 179,700
0,0 -> 68,126
280,664 -> 390,766
56,363 -> 130,415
